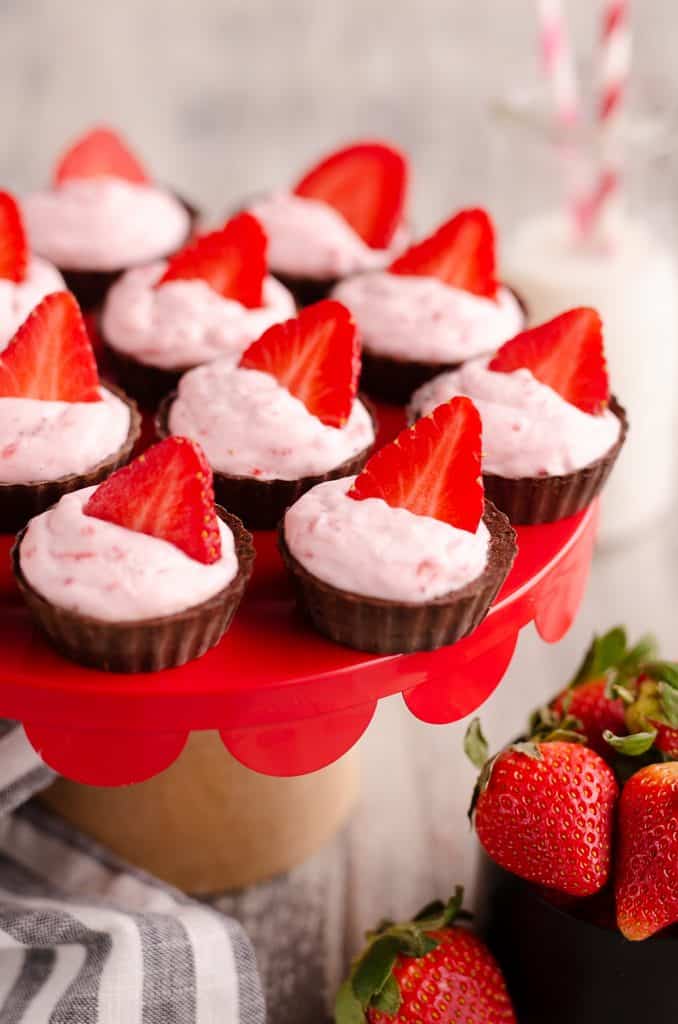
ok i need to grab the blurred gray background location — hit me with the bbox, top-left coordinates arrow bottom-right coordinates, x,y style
1,1 -> 674,227
3,3 -> 678,1022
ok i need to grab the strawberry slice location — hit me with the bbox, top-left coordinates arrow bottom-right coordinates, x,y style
348,397 -> 483,531
293,141 -> 408,249
0,291 -> 101,402
239,299 -> 360,427
488,307 -> 610,415
0,192 -> 28,283
157,213 -> 266,309
84,436 -> 222,564
54,126 -> 149,186
389,208 -> 498,299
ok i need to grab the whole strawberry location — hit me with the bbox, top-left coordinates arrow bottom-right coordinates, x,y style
552,678 -> 626,758
335,890 -> 515,1024
465,722 -> 618,897
548,627 -> 656,758
615,761 -> 678,940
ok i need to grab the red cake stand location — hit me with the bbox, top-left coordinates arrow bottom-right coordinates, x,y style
0,463 -> 598,787
0,401 -> 600,889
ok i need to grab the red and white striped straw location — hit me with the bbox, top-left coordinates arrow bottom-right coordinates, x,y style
599,0 -> 632,124
536,0 -> 580,127
581,0 -> 632,236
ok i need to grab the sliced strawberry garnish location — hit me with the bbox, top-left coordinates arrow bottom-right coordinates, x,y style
389,208 -> 498,299
84,436 -> 222,564
488,307 -> 610,415
239,299 -> 360,427
156,213 -> 266,309
293,141 -> 408,249
0,291 -> 100,402
0,192 -> 28,283
348,397 -> 483,531
54,126 -> 149,186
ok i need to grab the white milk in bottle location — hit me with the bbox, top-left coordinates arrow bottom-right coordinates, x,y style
504,210 -> 678,544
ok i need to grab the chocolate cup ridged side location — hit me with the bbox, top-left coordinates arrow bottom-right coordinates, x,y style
357,287 -> 529,406
272,271 -> 337,308
12,509 -> 255,673
156,393 -> 379,531
278,501 -> 517,654
58,193 -> 200,313
101,342 -> 185,410
0,385 -> 141,535
483,397 -> 628,525
360,350 -> 464,406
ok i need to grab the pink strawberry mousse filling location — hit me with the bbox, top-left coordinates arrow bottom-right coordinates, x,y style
332,273 -> 524,364
409,358 -> 621,478
0,387 -> 131,485
0,257 -> 65,352
23,178 -> 190,271
19,486 -> 238,622
284,477 -> 490,603
168,361 -> 374,480
249,192 -> 406,280
102,264 -> 296,370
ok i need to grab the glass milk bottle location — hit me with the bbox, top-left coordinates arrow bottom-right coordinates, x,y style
490,92 -> 678,545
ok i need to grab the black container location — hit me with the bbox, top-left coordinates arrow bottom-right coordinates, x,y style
476,853 -> 678,1023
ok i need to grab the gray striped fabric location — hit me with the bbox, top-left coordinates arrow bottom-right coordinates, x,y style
0,723 -> 265,1024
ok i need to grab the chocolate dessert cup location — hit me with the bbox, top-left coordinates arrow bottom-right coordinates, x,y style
477,854 -> 677,1024
12,508 -> 254,673
59,193 -> 199,313
279,500 -> 516,654
156,394 -> 378,531
0,384 -> 141,534
358,288 -> 528,406
483,397 -> 628,525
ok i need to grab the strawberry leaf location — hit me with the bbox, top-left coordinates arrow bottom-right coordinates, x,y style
659,682 -> 678,728
334,981 -> 365,1024
603,729 -> 657,756
619,635 -> 658,677
351,935 -> 401,1009
570,627 -> 628,686
511,742 -> 543,760
370,975 -> 401,1016
464,719 -> 489,770
645,660 -> 678,690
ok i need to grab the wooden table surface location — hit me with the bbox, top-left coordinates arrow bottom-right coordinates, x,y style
2,1 -> 677,1018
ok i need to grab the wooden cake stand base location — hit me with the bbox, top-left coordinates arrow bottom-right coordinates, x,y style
39,730 -> 359,892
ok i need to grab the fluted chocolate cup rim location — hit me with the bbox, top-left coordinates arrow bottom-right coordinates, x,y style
54,191 -> 199,275
482,395 -> 628,493
155,390 -> 380,491
12,506 -> 254,633
278,498 -> 517,613
0,382 -> 141,494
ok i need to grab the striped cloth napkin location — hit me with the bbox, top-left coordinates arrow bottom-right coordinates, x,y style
0,722 -> 265,1023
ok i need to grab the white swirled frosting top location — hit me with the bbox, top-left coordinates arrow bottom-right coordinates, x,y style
284,476 -> 490,603
0,386 -> 131,484
410,359 -> 621,478
23,178 -> 191,271
102,263 -> 296,370
168,362 -> 375,480
332,273 -> 524,363
0,257 -> 64,352
19,486 -> 238,622
249,192 -> 405,280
